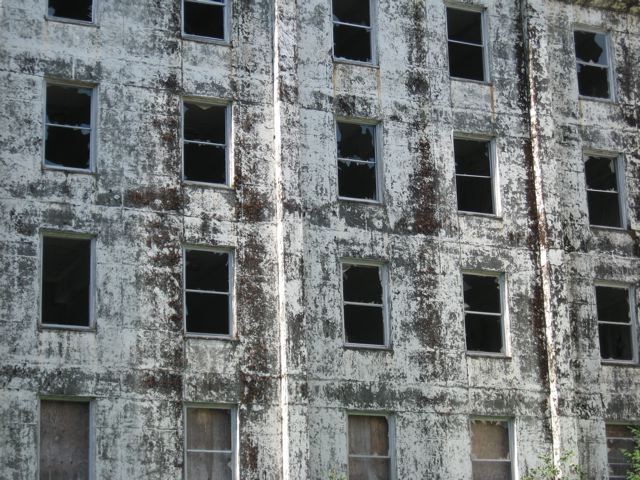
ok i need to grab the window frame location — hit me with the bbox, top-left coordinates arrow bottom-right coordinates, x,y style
468,417 -> 516,480
45,0 -> 97,26
39,230 -> 96,331
594,281 -> 638,365
340,258 -> 390,349
573,26 -> 615,102
584,151 -> 627,230
461,270 -> 510,357
181,0 -> 230,45
42,79 -> 98,174
335,117 -> 383,204
453,133 -> 500,217
181,98 -> 233,188
38,396 -> 95,480
184,403 -> 239,480
445,4 -> 490,83
330,0 -> 377,66
605,422 -> 637,480
346,411 -> 396,480
183,245 -> 235,339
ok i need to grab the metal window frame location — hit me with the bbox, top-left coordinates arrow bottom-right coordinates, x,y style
605,422 -> 637,479
330,0 -> 377,66
573,27 -> 616,101
181,0 -> 230,44
184,403 -> 238,480
346,411 -> 396,480
45,0 -> 98,26
42,79 -> 97,174
469,417 -> 516,479
583,151 -> 627,229
183,245 -> 235,339
445,3 -> 490,83
594,281 -> 638,365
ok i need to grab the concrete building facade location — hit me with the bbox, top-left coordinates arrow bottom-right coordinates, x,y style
1,0 -> 639,478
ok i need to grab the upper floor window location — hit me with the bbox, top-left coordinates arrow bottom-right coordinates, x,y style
185,406 -> 236,480
336,121 -> 379,201
48,0 -> 94,23
183,0 -> 227,41
332,0 -> 374,63
454,136 -> 496,215
574,30 -> 613,99
606,424 -> 636,480
463,272 -> 506,354
596,285 -> 636,362
447,7 -> 487,82
470,419 -> 513,480
348,414 -> 393,480
584,154 -> 625,228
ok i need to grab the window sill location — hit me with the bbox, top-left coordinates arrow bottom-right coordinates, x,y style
39,324 -> 96,333
458,211 -> 502,220
579,95 -> 616,105
185,333 -> 238,341
590,224 -> 627,232
601,360 -> 639,367
466,351 -> 511,359
44,15 -> 98,27
344,343 -> 392,352
182,34 -> 231,47
43,165 -> 95,175
333,58 -> 379,69
450,77 -> 492,87
339,196 -> 383,206
183,180 -> 234,190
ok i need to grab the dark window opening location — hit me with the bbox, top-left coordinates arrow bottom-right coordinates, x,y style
186,407 -> 233,479
45,84 -> 93,170
42,236 -> 91,327
463,274 -> 503,353
348,415 -> 390,480
574,30 -> 611,99
183,102 -> 227,184
185,249 -> 231,335
48,0 -> 93,22
447,8 -> 485,81
332,0 -> 372,63
585,156 -> 621,228
454,138 -> 494,214
606,424 -> 636,480
471,419 -> 512,480
596,286 -> 634,361
343,264 -> 385,345
337,122 -> 378,200
183,0 -> 225,40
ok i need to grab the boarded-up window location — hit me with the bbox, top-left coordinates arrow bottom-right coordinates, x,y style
186,407 -> 234,480
463,273 -> 504,353
342,263 -> 387,346
470,419 -> 512,480
607,424 -> 635,480
40,400 -> 90,479
596,286 -> 635,361
183,102 -> 228,184
348,415 -> 390,480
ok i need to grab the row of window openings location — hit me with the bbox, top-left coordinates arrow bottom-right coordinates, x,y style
38,399 -> 637,480
42,235 -> 638,362
44,84 -> 626,228
50,1 -> 615,102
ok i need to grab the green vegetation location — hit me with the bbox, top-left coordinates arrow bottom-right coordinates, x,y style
522,451 -> 585,480
623,427 -> 640,480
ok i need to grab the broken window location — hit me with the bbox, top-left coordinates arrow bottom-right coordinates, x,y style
447,8 -> 486,81
596,286 -> 635,362
606,424 -> 636,480
337,122 -> 379,201
463,273 -> 504,354
348,414 -> 391,480
454,137 -> 495,214
186,407 -> 235,480
185,249 -> 232,336
470,419 -> 513,480
40,399 -> 91,479
574,30 -> 612,99
183,0 -> 226,40
45,83 -> 94,171
183,101 -> 228,184
585,155 -> 623,228
42,235 -> 92,327
47,0 -> 94,22
332,0 -> 373,63
342,263 -> 387,346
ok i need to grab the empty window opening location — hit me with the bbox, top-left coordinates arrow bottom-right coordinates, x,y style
596,286 -> 635,362
183,101 -> 227,184
463,273 -> 504,354
342,263 -> 387,346
348,414 -> 391,480
470,419 -> 513,480
45,84 -> 93,171
447,8 -> 486,81
337,122 -> 378,201
183,0 -> 226,40
332,0 -> 373,63
42,236 -> 92,327
186,407 -> 235,480
185,249 -> 231,335
606,424 -> 636,480
585,155 -> 623,228
454,138 -> 494,214
40,399 -> 91,479
574,30 -> 612,99
48,0 -> 93,22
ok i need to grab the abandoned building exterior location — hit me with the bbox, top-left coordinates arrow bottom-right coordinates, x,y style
1,0 -> 640,478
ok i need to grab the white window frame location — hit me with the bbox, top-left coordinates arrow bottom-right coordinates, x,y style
181,0 -> 230,44
461,270 -> 510,357
605,422 -> 637,480
453,133 -> 500,217
43,80 -> 97,173
181,98 -> 233,188
336,118 -> 383,204
330,0 -> 377,66
340,259 -> 390,349
469,417 -> 516,480
38,396 -> 95,480
584,151 -> 627,229
184,403 -> 238,480
594,281 -> 638,365
45,0 -> 97,25
573,27 -> 615,101
183,246 -> 235,339
39,230 -> 96,331
445,4 -> 490,83
346,411 -> 396,480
